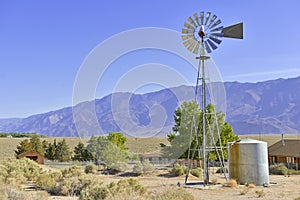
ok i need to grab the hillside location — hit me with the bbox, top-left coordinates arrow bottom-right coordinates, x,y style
1,77 -> 300,136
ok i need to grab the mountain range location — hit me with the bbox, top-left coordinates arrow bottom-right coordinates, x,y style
1,76 -> 300,137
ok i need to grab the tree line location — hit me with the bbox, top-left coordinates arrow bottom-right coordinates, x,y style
15,132 -> 132,168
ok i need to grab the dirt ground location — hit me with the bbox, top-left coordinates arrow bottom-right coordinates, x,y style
44,169 -> 300,200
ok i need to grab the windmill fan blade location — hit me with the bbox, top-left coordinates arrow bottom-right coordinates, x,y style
187,39 -> 197,52
204,41 -> 212,53
204,12 -> 211,25
210,26 -> 223,33
193,13 -> 200,26
193,42 -> 200,54
222,22 -> 243,39
210,19 -> 222,30
208,15 -> 217,28
182,28 -> 194,34
183,39 -> 194,47
209,36 -> 222,44
184,22 -> 195,30
188,17 -> 197,27
181,34 -> 194,41
200,11 -> 204,25
207,39 -> 218,50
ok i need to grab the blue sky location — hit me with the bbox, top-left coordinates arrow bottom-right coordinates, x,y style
0,0 -> 300,118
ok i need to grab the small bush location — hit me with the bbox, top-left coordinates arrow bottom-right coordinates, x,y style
85,164 -> 98,174
224,179 -> 238,187
151,187 -> 194,200
79,183 -> 108,200
255,189 -> 265,198
80,178 -> 146,200
61,165 -> 83,177
142,160 -> 154,173
240,187 -> 249,195
132,162 -> 143,175
190,168 -> 202,178
172,164 -> 186,176
211,179 -> 218,185
269,163 -> 288,175
110,162 -> 128,173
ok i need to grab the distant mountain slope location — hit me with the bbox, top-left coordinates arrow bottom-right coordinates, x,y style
1,77 -> 300,136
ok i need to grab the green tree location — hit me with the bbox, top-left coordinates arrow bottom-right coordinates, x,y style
45,139 -> 57,160
30,135 -> 44,154
15,139 -> 32,157
107,132 -> 128,150
162,101 -> 238,161
86,135 -> 128,169
72,142 -> 93,161
55,139 -> 71,162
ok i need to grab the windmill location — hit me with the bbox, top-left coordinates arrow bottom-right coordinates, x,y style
181,11 -> 243,186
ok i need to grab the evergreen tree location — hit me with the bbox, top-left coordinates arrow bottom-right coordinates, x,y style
55,139 -> 71,162
30,135 -> 44,154
72,142 -> 93,161
15,139 -> 32,157
45,139 -> 57,160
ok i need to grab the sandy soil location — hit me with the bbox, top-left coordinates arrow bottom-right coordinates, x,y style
42,169 -> 300,200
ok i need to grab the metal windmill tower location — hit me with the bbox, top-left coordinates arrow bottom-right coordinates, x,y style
181,11 -> 243,186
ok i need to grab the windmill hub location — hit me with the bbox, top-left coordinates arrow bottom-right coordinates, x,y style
198,25 -> 205,38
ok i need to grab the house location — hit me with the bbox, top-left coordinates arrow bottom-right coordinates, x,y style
139,153 -> 175,165
268,139 -> 300,167
17,150 -> 44,165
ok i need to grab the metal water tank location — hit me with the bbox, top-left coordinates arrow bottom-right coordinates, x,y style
228,138 -> 269,186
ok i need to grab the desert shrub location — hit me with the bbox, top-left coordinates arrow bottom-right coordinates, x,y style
255,189 -> 265,198
269,163 -> 288,175
288,169 -> 299,175
190,168 -> 202,178
85,164 -> 98,174
80,178 -> 146,200
240,187 -> 249,195
133,162 -> 143,175
142,160 -> 154,173
0,158 -> 42,185
150,187 -> 194,200
223,179 -> 238,187
108,178 -> 146,197
110,162 -> 128,173
132,161 -> 154,175
61,165 -> 83,177
211,179 -> 218,185
172,164 -> 186,176
37,167 -> 95,196
36,173 -> 58,194
79,183 -> 108,200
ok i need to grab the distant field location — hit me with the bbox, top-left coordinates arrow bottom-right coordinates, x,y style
239,134 -> 300,146
0,134 -> 298,160
0,137 -> 169,160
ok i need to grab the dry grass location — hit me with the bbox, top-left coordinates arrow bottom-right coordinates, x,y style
248,183 -> 256,188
